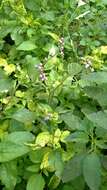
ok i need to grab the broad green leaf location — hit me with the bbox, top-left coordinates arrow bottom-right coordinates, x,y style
47,150 -> 64,176
66,131 -> 89,143
70,176 -> 85,190
62,155 -> 84,182
86,111 -> 107,130
29,149 -> 45,164
4,131 -> 35,145
61,112 -> 81,130
26,164 -> 40,173
83,86 -> 107,106
80,72 -> 107,87
27,174 -> 45,190
0,79 -> 13,93
0,161 -> 17,190
11,108 -> 35,124
0,142 -> 30,162
83,153 -> 101,190
17,41 -> 36,51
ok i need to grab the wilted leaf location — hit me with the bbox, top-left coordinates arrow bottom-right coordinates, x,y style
35,132 -> 51,147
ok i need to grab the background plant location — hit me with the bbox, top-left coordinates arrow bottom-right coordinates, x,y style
0,0 -> 107,190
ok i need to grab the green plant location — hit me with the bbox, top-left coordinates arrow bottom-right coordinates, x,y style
0,0 -> 107,190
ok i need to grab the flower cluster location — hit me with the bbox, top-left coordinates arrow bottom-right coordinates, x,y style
36,63 -> 46,81
59,37 -> 64,57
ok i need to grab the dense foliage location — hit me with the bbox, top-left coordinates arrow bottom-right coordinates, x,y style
0,0 -> 107,189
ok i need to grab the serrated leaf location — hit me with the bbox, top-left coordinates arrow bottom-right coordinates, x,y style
17,41 -> 36,51
83,153 -> 101,190
27,174 -> 45,190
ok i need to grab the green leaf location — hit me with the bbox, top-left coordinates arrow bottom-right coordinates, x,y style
17,41 -> 37,51
83,153 -> 101,190
83,85 -> 107,106
0,79 -> 13,93
62,155 -> 84,182
0,161 -> 17,190
48,175 -> 60,189
11,108 -> 35,124
4,131 -> 35,145
26,164 -> 40,173
26,55 -> 40,82
80,72 -> 107,87
86,111 -> 107,130
29,149 -> 45,164
61,112 -> 81,130
66,131 -> 89,143
68,63 -> 82,76
48,150 -> 64,176
27,174 -> 45,190
0,142 -> 30,162
48,32 -> 60,41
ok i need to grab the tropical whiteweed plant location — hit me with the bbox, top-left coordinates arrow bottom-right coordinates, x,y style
0,0 -> 107,190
